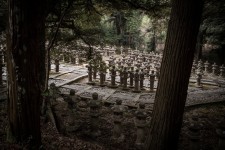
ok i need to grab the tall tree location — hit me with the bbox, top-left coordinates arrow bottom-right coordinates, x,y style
144,0 -> 203,149
7,0 -> 46,147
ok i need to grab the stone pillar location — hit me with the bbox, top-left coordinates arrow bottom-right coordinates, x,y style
212,62 -> 218,76
134,103 -> 147,149
109,66 -> 117,88
122,67 -> 129,90
196,63 -> 203,88
49,83 -> 60,105
139,69 -> 145,90
86,61 -> 94,85
219,65 -> 225,78
187,117 -> 201,150
149,70 -> 155,92
112,99 -> 125,142
119,66 -> 124,87
55,59 -> 59,72
93,65 -> 98,80
129,67 -> 134,88
99,63 -> 106,87
103,62 -> 107,83
89,92 -> 101,138
65,89 -> 77,110
204,61 -> 209,74
133,69 -> 141,93
71,55 -> 75,64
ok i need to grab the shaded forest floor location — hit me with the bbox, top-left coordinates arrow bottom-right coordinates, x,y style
1,87 -> 225,150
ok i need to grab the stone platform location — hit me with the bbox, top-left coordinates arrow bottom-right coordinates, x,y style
49,63 -> 225,109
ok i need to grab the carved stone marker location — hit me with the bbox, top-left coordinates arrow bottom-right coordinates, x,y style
149,70 -> 155,92
111,99 -> 126,142
89,92 -> 101,138
109,65 -> 117,88
135,103 -> 147,149
55,59 -> 59,72
133,69 -> 141,93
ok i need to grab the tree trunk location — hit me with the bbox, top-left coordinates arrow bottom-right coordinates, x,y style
7,0 -> 45,147
144,0 -> 203,150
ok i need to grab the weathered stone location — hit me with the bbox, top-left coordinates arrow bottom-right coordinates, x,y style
133,69 -> 141,93
89,92 -> 102,138
111,99 -> 126,142
134,103 -> 147,149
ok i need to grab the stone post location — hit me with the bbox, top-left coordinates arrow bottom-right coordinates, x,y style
86,60 -> 94,85
93,64 -> 98,80
99,63 -> 106,87
119,66 -> 124,87
55,59 -> 59,72
135,103 -> 147,149
212,62 -> 218,76
129,67 -> 134,88
219,64 -> 225,78
49,83 -> 60,105
103,62 -> 107,83
65,89 -> 77,110
112,99 -> 125,142
109,65 -> 117,88
196,63 -> 203,88
139,69 -> 145,90
122,67 -> 129,90
149,70 -> 155,92
133,69 -> 141,93
204,61 -> 209,74
89,92 -> 101,138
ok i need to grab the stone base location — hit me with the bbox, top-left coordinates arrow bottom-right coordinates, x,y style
99,83 -> 106,87
132,90 -> 141,93
87,82 -> 95,85
108,85 -> 118,88
122,87 -> 130,90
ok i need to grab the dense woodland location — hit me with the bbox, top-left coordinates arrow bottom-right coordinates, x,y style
0,0 -> 225,149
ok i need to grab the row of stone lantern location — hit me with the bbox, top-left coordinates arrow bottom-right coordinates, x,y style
87,92 -> 148,148
86,61 -> 157,92
192,60 -> 225,77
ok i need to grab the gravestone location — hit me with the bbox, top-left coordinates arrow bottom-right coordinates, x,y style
109,65 -> 117,88
133,69 -> 141,93
135,103 -> 147,149
89,92 -> 102,138
111,99 -> 126,142
129,67 -> 134,88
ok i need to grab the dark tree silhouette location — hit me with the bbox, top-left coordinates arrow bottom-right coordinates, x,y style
7,0 -> 46,147
144,0 -> 203,149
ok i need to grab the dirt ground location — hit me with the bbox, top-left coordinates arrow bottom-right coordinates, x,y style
0,88 -> 225,150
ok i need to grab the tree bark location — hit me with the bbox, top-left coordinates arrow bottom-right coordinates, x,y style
144,0 -> 203,150
7,0 -> 45,147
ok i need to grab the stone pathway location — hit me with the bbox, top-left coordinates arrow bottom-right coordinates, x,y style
49,63 -> 225,108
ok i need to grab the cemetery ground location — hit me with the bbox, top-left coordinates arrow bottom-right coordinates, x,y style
0,58 -> 225,149
1,88 -> 225,150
